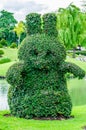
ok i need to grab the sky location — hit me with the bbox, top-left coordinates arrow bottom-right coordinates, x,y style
0,0 -> 82,21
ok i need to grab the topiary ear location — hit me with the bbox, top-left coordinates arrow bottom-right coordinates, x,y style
42,13 -> 58,37
26,13 -> 42,35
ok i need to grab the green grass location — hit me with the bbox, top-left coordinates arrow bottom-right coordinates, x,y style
0,105 -> 86,130
0,47 -> 18,61
0,61 -> 16,76
0,48 -> 18,76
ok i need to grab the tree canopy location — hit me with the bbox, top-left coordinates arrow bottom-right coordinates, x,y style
0,10 -> 17,43
57,4 -> 86,49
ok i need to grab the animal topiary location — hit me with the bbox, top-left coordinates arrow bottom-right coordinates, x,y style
6,13 -> 85,119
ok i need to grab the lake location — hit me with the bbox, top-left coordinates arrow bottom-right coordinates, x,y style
0,79 -> 9,110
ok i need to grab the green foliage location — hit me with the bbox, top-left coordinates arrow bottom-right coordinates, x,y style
6,13 -> 85,119
57,4 -> 86,49
0,10 -> 17,44
75,50 -> 86,56
18,34 -> 66,64
14,21 -> 26,45
0,50 -> 4,56
0,39 -> 8,47
59,62 -> 85,79
0,44 -> 3,48
6,62 -> 24,86
10,43 -> 17,48
26,13 -> 41,34
0,58 -> 11,64
43,13 -> 58,36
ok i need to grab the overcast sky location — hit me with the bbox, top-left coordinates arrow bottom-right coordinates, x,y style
0,0 -> 82,21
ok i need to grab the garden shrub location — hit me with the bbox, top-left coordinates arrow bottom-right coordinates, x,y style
0,44 -> 3,48
43,13 -> 58,36
0,39 -> 8,47
6,13 -> 85,119
0,58 -> 11,64
10,43 -> 17,48
75,50 -> 86,56
26,13 -> 41,34
0,50 -> 4,57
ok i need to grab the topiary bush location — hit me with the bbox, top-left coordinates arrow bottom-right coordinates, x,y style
10,43 -> 17,48
0,39 -> 8,47
43,13 -> 58,36
75,50 -> 86,56
26,13 -> 41,35
0,44 -> 3,48
6,13 -> 85,119
0,50 -> 4,57
0,58 -> 11,64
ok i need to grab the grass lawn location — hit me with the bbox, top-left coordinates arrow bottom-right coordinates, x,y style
0,48 -> 18,76
0,61 -> 17,76
0,47 -> 18,61
0,105 -> 86,130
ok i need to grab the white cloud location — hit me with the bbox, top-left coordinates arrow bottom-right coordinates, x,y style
0,0 -> 82,21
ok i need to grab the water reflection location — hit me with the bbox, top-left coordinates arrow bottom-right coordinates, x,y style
0,79 -> 9,110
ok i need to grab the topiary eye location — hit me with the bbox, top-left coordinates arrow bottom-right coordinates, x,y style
46,50 -> 56,56
29,49 -> 38,56
46,50 -> 52,56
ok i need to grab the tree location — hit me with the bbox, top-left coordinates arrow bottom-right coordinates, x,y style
57,4 -> 86,49
14,21 -> 26,46
0,10 -> 17,43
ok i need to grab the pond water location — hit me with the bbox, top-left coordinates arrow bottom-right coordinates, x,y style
0,79 -> 9,110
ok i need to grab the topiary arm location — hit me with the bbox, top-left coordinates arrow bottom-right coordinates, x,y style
59,62 -> 85,79
6,62 -> 25,86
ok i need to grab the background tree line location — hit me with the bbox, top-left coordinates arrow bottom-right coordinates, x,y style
0,4 -> 86,49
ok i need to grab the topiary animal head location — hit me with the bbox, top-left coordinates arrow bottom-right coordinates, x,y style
18,34 -> 66,70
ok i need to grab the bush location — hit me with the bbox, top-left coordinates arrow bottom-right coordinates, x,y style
0,58 -> 11,64
6,13 -> 85,119
7,34 -> 72,118
0,39 -> 8,47
75,50 -> 86,56
26,13 -> 41,35
43,13 -> 58,36
0,44 -> 3,48
10,43 -> 17,48
0,50 -> 4,57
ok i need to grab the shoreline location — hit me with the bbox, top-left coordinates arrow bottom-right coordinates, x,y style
0,76 -> 6,79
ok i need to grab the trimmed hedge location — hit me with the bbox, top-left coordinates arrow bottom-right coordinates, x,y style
0,44 -> 3,48
0,39 -> 8,47
6,13 -> 85,119
26,13 -> 41,35
43,13 -> 58,36
75,50 -> 86,56
0,58 -> 11,64
10,43 -> 17,48
0,50 -> 4,57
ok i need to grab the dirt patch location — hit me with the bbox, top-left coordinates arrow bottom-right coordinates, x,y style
3,113 -> 12,117
33,115 -> 74,120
